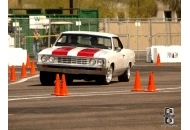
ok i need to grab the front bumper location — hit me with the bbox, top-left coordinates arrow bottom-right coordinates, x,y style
37,64 -> 108,75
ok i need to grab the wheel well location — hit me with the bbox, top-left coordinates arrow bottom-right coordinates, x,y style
111,63 -> 114,71
129,62 -> 132,68
110,62 -> 131,70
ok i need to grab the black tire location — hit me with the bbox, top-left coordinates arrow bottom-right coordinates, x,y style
96,65 -> 113,85
40,71 -> 56,86
118,66 -> 131,82
65,74 -> 73,86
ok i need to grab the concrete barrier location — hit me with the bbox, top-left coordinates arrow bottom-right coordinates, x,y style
8,48 -> 27,66
146,46 -> 165,63
165,45 -> 181,63
146,45 -> 181,63
8,35 -> 15,48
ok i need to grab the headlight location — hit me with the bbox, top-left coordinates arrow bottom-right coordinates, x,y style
49,56 -> 55,63
89,59 -> 96,65
97,59 -> 104,66
41,55 -> 48,62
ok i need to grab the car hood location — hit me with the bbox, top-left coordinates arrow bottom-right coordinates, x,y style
39,46 -> 109,58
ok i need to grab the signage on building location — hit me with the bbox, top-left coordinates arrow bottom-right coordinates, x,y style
29,16 -> 49,29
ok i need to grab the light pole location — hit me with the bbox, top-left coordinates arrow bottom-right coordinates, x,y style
137,0 -> 140,59
70,0 -> 73,14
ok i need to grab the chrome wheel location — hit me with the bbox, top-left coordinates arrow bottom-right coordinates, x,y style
96,65 -> 113,85
106,66 -> 113,83
127,67 -> 131,79
118,64 -> 131,82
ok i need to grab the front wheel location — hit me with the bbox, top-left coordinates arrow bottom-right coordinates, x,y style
96,65 -> 113,85
40,71 -> 56,86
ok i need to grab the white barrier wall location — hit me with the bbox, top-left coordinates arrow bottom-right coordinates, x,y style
165,46 -> 181,63
8,48 -> 27,66
146,45 -> 181,63
8,35 -> 15,48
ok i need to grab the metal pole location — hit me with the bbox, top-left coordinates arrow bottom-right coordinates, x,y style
89,20 -> 90,31
18,26 -> 20,48
137,23 -> 139,59
169,21 -> 172,45
154,34 -> 156,46
103,19 -> 106,32
136,20 -> 139,60
127,34 -> 130,49
149,19 -> 152,47
48,18 -> 51,47
24,36 -> 26,49
70,0 -> 73,14
118,21 -> 121,36
126,20 -> 129,48
108,18 -> 110,33
14,19 -> 17,48
79,18 -> 80,31
165,20 -> 168,46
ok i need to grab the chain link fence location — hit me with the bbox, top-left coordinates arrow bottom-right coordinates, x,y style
8,18 -> 181,60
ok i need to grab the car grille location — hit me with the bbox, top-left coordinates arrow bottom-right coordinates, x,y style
58,57 -> 89,65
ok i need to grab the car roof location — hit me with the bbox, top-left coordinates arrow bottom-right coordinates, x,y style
60,31 -> 118,37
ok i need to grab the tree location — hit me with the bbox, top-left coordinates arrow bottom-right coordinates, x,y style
74,0 -> 91,8
127,0 -> 157,18
8,0 -> 159,18
157,0 -> 181,18
89,0 -> 121,18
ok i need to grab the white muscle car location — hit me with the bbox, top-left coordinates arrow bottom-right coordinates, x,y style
37,31 -> 135,86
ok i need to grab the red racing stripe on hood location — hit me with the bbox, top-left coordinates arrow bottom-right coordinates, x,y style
52,46 -> 74,55
77,48 -> 100,57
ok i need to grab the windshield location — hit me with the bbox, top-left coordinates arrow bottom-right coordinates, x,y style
54,34 -> 112,49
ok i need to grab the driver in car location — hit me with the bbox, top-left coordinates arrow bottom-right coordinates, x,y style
70,35 -> 79,44
90,36 -> 99,46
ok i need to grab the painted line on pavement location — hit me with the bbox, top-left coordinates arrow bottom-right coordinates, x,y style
8,87 -> 180,102
8,94 -> 50,98
8,74 -> 39,86
8,87 -> 181,98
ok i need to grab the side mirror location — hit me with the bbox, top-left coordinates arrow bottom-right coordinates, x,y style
116,47 -> 122,52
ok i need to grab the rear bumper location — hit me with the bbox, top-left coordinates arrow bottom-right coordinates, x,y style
37,64 -> 107,75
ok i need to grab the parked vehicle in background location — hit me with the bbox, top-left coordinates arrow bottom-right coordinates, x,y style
37,31 -> 135,86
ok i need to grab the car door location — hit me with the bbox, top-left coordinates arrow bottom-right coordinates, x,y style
112,37 -> 126,74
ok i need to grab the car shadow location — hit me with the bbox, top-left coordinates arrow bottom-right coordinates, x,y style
69,80 -> 118,86
27,81 -> 118,87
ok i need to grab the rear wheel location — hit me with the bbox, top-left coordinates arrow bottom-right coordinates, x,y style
96,65 -> 113,85
118,65 -> 131,82
40,71 -> 56,86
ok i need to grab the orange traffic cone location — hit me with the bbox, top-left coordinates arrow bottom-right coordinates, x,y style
9,65 -> 16,82
56,74 -> 69,96
8,65 -> 11,74
26,55 -> 31,68
144,71 -> 158,92
131,71 -> 144,92
30,60 -> 36,75
20,62 -> 27,78
51,74 -> 61,95
156,53 -> 161,66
